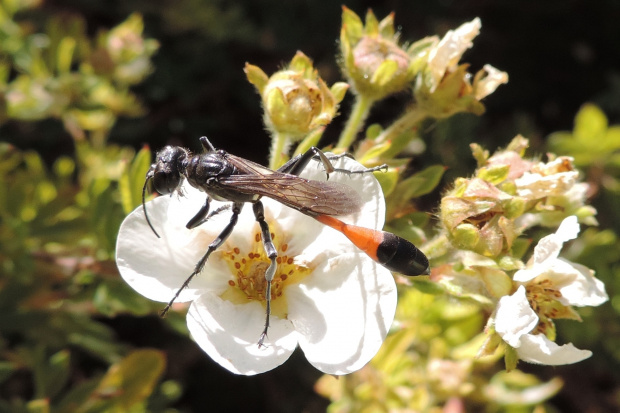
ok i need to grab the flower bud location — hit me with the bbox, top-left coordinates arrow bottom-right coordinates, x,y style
245,52 -> 347,137
339,7 -> 420,100
441,178 -> 517,257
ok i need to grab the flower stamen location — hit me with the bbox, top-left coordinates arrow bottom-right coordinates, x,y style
525,279 -> 565,320
219,223 -> 311,319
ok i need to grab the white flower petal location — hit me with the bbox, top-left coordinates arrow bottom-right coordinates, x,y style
550,260 -> 609,307
287,254 -> 396,375
532,216 -> 577,263
474,64 -> 509,100
116,190 -> 231,303
555,215 -> 580,243
494,286 -> 538,348
516,334 -> 592,365
186,293 -> 298,375
427,18 -> 481,90
514,216 -> 580,282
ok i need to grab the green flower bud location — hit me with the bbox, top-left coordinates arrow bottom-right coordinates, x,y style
245,52 -> 347,137
452,223 -> 480,249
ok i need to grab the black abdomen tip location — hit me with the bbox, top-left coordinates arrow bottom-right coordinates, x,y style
376,232 -> 430,276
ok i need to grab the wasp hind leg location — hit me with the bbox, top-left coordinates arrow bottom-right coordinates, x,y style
279,147 -> 386,179
252,201 -> 278,348
161,202 -> 243,317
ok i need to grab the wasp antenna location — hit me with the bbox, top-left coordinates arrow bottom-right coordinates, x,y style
142,177 -> 161,238
199,136 -> 216,152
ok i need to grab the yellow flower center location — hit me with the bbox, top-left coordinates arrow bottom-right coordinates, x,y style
525,279 -> 564,335
218,221 -> 312,319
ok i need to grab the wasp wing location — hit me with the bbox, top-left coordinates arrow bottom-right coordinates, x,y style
219,155 -> 362,216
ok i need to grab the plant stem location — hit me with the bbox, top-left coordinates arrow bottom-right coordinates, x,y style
336,94 -> 375,151
269,132 -> 291,170
375,106 -> 428,146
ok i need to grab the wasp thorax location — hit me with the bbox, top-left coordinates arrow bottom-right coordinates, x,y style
152,146 -> 188,195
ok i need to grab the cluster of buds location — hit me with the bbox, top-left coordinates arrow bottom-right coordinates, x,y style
435,136 -> 606,368
440,136 -> 596,258
339,9 -> 508,114
245,51 -> 348,138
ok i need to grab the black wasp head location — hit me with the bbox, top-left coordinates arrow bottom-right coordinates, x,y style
150,146 -> 188,195
142,146 -> 189,238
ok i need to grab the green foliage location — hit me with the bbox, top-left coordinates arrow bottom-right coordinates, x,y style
0,139 -> 170,409
0,0 -> 158,144
0,2 -> 171,409
0,0 -> 618,412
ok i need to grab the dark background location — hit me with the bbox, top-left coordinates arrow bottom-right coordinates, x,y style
2,1 -> 619,411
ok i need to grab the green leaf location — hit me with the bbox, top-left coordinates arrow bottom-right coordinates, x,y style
34,350 -> 70,400
386,164 -> 445,218
25,399 -> 49,413
56,37 -> 76,73
93,280 -> 155,317
410,278 -> 444,295
373,167 -> 398,197
574,103 -> 607,143
120,146 -> 152,214
91,350 -> 166,411
385,212 -> 428,244
358,141 -> 393,163
401,164 -> 445,197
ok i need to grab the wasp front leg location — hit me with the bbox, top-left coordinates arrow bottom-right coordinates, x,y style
252,201 -> 278,347
161,202 -> 244,317
186,197 -> 211,229
186,197 -> 231,230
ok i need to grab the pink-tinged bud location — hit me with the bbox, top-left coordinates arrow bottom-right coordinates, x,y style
339,7 -> 421,100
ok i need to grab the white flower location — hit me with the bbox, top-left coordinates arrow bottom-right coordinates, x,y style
415,17 -> 507,116
515,156 -> 596,230
116,155 -> 397,375
515,156 -> 581,200
494,216 -> 608,365
427,18 -> 481,93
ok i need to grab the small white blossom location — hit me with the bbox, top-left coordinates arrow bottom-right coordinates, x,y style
515,157 -> 596,229
427,18 -> 481,92
116,155 -> 397,375
515,156 -> 581,200
494,216 -> 608,365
